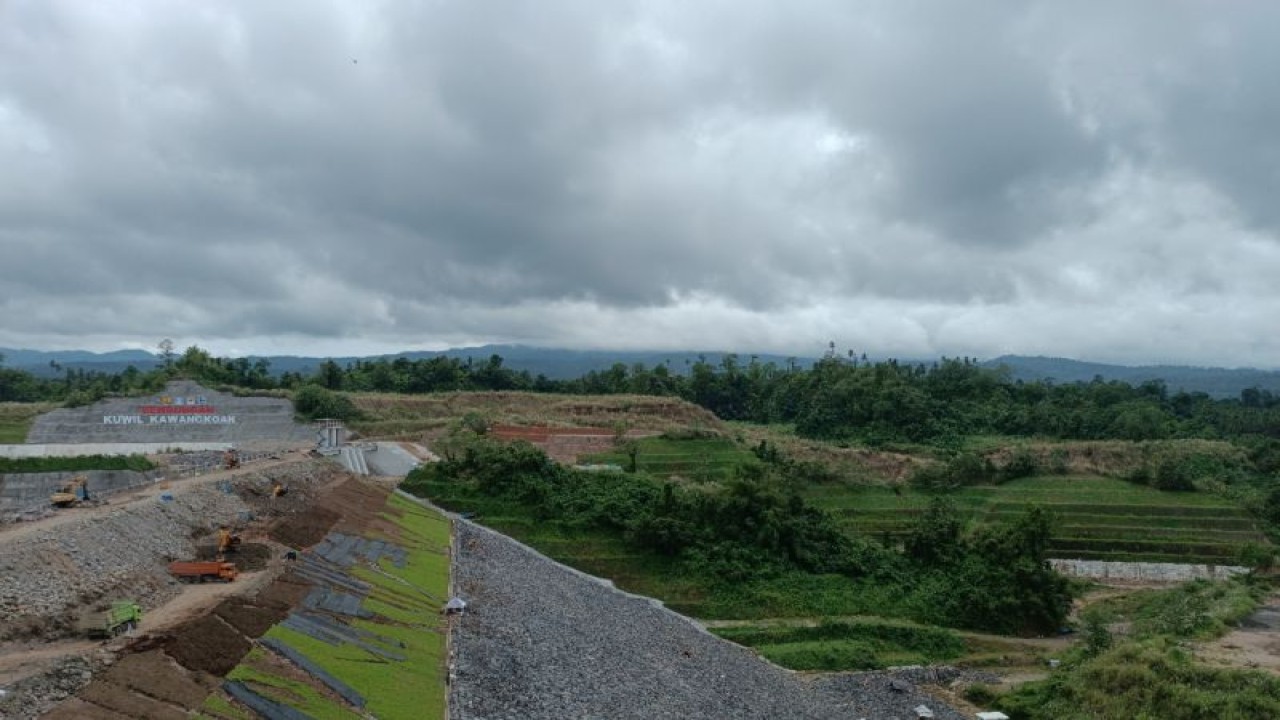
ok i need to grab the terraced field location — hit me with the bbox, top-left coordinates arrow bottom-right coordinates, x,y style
805,476 -> 1270,564
579,436 -> 755,482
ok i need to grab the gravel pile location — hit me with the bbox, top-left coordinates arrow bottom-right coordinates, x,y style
450,522 -> 967,720
0,654 -> 101,720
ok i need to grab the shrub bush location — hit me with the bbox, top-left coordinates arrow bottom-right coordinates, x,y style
0,454 -> 155,473
1000,446 -> 1039,482
1153,459 -> 1196,492
292,384 -> 360,421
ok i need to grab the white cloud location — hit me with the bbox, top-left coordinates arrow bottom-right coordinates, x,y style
1,0 -> 1278,367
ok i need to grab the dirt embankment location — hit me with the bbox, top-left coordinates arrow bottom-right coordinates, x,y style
1,475 -> 388,720
33,572 -> 316,720
0,457 -> 340,644
487,425 -> 661,463
351,391 -> 728,438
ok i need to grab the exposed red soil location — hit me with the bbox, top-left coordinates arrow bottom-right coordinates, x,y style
214,596 -> 289,638
269,506 -> 341,548
57,684 -> 187,720
256,574 -> 313,609
42,698 -> 133,719
323,478 -> 398,537
67,653 -> 207,720
163,614 -> 251,676
95,650 -> 216,708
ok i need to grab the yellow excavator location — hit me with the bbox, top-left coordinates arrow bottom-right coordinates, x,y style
217,526 -> 243,554
50,476 -> 91,508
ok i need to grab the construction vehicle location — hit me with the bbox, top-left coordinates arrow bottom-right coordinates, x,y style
223,448 -> 240,470
217,526 -> 243,554
81,600 -> 143,638
168,561 -> 238,583
50,476 -> 91,508
271,481 -> 288,498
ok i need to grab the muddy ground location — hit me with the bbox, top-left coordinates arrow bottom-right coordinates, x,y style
1195,593 -> 1280,676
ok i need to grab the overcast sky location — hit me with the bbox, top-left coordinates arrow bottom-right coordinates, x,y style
2,1 -> 1278,367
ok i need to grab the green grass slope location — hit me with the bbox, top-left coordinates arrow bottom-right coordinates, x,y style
207,493 -> 451,720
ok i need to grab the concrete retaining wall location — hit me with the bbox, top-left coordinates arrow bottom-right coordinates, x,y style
1050,558 -> 1248,582
26,380 -> 315,445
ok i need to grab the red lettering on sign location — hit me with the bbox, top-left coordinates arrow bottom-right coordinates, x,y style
138,405 -> 217,415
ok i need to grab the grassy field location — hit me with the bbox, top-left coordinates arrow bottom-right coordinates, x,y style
579,436 -> 756,481
0,402 -> 55,443
709,618 -> 967,671
805,475 -> 1268,564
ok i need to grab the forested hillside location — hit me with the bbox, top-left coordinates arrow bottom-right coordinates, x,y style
5,347 -> 1280,447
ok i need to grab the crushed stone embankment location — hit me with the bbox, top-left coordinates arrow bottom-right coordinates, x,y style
450,521 -> 971,719
0,458 -> 327,644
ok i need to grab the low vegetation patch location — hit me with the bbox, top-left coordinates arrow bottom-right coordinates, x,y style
712,619 -> 966,671
580,435 -> 755,481
0,402 -> 55,443
997,636 -> 1280,719
0,454 -> 155,473
992,577 -> 1275,718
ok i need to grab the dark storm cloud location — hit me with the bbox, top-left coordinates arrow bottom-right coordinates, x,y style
1,0 -> 1279,364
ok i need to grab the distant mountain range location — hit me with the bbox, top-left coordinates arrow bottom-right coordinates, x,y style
0,345 -> 814,381
980,355 -> 1280,399
3,346 -> 1277,399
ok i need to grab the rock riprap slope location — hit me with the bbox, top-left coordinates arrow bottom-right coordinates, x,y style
450,522 -> 967,720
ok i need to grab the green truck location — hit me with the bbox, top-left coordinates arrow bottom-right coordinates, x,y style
82,600 -> 143,638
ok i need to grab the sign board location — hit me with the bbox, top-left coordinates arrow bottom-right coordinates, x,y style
103,394 -> 236,425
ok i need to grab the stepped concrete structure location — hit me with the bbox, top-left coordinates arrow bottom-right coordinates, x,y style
26,380 -> 316,447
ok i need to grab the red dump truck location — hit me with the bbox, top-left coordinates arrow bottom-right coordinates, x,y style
168,561 -> 238,583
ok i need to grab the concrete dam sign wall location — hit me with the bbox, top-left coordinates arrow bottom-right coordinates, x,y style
26,381 -> 316,445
